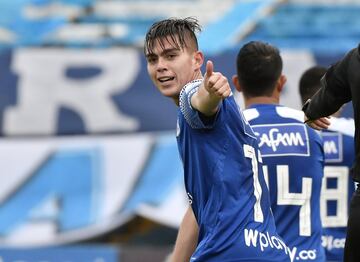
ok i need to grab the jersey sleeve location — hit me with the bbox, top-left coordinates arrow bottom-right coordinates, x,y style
179,80 -> 220,129
303,48 -> 354,120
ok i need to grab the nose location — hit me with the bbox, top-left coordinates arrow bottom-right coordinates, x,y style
156,57 -> 167,72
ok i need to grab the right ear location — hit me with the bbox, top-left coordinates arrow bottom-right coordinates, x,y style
232,75 -> 242,92
194,51 -> 204,70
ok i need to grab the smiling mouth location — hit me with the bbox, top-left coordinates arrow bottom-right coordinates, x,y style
158,77 -> 175,83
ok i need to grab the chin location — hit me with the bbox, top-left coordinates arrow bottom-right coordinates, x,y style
162,91 -> 179,99
160,87 -> 181,98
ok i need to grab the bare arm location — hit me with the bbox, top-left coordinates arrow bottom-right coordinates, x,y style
304,114 -> 331,131
191,61 -> 231,116
170,206 -> 199,262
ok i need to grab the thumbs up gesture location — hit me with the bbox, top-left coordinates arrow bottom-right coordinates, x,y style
190,60 -> 231,116
203,60 -> 231,99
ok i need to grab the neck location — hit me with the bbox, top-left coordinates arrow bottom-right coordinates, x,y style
245,96 -> 279,109
173,96 -> 180,106
193,70 -> 203,80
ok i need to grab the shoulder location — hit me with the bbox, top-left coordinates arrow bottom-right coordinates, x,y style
243,105 -> 304,123
345,46 -> 359,60
341,46 -> 359,67
275,106 -> 304,122
179,79 -> 203,105
328,117 -> 355,137
355,44 -> 360,56
179,79 -> 231,130
277,106 -> 323,143
277,107 -> 323,144
243,108 -> 259,122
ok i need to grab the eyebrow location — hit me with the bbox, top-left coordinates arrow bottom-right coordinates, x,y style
146,47 -> 180,58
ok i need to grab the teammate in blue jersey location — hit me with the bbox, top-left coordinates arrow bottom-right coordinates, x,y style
299,66 -> 356,262
233,41 -> 326,262
145,18 -> 290,261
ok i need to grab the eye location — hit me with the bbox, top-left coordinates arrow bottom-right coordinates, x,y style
147,57 -> 157,64
167,53 -> 177,59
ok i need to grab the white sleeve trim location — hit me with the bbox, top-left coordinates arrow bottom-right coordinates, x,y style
276,106 -> 305,122
179,79 -> 217,129
328,117 -> 355,137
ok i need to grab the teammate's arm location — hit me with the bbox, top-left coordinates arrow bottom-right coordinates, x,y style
170,206 -> 199,262
304,114 -> 331,130
302,49 -> 353,124
191,61 -> 231,116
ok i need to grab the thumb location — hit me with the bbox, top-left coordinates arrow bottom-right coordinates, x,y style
205,60 -> 214,79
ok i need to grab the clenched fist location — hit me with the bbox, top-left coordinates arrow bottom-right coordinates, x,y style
203,60 -> 231,99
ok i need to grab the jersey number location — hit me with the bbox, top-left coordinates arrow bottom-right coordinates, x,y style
321,166 -> 349,227
244,144 -> 264,223
263,165 -> 312,236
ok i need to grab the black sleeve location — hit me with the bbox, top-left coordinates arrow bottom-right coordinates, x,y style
302,48 -> 355,120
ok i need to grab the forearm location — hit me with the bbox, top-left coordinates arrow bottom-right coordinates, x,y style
304,54 -> 352,120
190,83 -> 222,116
303,87 -> 344,120
171,207 -> 199,262
189,61 -> 231,116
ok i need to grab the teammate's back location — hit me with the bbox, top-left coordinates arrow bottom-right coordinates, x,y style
244,105 -> 325,262
233,41 -> 325,262
321,117 -> 355,261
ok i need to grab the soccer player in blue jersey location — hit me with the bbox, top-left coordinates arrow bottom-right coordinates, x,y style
233,41 -> 326,262
299,66 -> 356,262
145,18 -> 290,261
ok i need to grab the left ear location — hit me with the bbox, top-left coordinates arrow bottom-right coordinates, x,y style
277,74 -> 287,92
232,75 -> 242,92
194,51 -> 204,70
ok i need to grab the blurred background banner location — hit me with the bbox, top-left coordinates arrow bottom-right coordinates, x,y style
0,0 -> 359,260
0,48 -> 349,136
0,48 -> 178,135
0,245 -> 119,261
0,133 -> 187,246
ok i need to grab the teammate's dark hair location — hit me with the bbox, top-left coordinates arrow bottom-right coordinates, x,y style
236,41 -> 282,97
299,66 -> 327,104
144,17 -> 201,55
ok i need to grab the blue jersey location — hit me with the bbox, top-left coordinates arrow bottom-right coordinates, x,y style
320,117 -> 355,262
177,81 -> 290,262
244,104 -> 326,262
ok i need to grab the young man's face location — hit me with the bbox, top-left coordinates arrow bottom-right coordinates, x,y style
146,36 -> 203,100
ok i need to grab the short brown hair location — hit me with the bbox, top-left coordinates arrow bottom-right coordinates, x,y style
236,41 -> 283,97
299,66 -> 327,104
144,17 -> 201,55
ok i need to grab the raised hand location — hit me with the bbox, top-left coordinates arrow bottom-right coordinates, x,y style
203,60 -> 231,99
304,115 -> 331,130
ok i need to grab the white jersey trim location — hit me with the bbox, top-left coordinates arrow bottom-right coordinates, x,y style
276,107 -> 304,122
243,108 -> 260,122
328,117 -> 355,137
